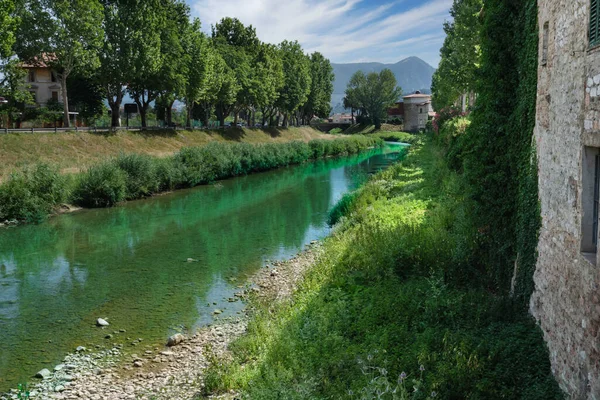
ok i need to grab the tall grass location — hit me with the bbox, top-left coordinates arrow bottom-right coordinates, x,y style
0,136 -> 383,222
202,138 -> 562,399
0,164 -> 69,223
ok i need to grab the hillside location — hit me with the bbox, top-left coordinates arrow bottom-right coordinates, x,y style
330,56 -> 436,110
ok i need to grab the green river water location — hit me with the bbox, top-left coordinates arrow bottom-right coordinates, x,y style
0,144 -> 407,391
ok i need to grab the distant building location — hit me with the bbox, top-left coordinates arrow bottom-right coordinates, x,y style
21,57 -> 62,107
329,113 -> 353,124
403,92 -> 434,132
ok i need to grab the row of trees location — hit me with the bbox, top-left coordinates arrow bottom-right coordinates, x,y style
0,0 -> 334,128
430,0 -> 482,111
343,69 -> 402,129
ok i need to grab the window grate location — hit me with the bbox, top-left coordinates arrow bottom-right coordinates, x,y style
592,0 -> 600,47
593,154 -> 600,251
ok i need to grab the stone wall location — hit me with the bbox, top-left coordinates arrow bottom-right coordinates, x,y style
532,0 -> 600,398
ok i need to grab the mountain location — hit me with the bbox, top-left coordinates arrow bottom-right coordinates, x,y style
330,56 -> 436,109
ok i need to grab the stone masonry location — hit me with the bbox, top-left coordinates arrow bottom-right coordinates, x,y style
533,0 -> 600,398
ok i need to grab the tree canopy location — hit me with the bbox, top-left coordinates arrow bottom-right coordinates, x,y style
344,69 -> 402,129
2,3 -> 333,129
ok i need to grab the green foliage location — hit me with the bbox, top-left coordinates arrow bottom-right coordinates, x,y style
344,69 -> 402,129
114,153 -> 158,199
431,0 -> 483,110
327,191 -> 357,226
0,136 -> 381,221
203,140 -> 562,399
0,164 -> 69,223
72,161 -> 127,208
0,0 -> 17,59
372,132 -> 421,145
441,0 -> 541,303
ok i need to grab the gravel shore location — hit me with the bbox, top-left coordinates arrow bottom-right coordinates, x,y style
1,243 -> 321,400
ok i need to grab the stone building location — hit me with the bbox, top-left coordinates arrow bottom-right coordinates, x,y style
532,1 -> 600,398
403,92 -> 434,132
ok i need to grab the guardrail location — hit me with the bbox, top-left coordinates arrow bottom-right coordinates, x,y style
0,124 -> 313,134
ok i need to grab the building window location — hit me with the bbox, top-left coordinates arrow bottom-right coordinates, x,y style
52,91 -> 59,101
582,147 -> 600,261
420,108 -> 423,114
28,70 -> 35,83
542,22 -> 549,66
51,71 -> 57,82
591,0 -> 600,47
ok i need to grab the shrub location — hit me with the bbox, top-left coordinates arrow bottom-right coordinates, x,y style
114,153 -> 158,199
72,161 -> 127,208
327,192 -> 358,226
0,164 -> 69,223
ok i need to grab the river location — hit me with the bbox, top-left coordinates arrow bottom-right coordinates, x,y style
0,144 -> 407,391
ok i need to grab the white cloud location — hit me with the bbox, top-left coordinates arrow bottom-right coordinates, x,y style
190,0 -> 451,66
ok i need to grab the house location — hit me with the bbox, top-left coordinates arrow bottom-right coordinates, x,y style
328,113 -> 353,124
21,58 -> 62,107
531,1 -> 600,398
403,92 -> 434,132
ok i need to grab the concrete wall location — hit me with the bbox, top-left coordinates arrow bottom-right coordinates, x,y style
532,0 -> 600,398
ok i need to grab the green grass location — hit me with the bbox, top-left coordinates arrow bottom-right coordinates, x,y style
372,131 -> 422,144
0,136 -> 383,222
202,137 -> 562,400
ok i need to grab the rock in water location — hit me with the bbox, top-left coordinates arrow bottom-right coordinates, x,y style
96,318 -> 109,327
166,333 -> 185,347
36,369 -> 52,379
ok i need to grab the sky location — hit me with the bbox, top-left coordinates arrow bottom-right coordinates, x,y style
187,0 -> 452,67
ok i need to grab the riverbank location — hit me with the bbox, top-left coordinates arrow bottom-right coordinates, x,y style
200,136 -> 563,399
0,127 -> 331,181
0,135 -> 382,224
0,243 -> 322,400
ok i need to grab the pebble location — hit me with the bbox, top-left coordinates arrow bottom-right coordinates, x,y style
96,318 -> 109,327
36,369 -> 52,379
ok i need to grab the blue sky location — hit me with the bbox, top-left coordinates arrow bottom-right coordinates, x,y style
186,0 -> 452,67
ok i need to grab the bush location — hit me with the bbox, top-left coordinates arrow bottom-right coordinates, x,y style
327,192 -> 357,226
114,153 -> 158,199
72,161 -> 127,208
0,164 -> 69,223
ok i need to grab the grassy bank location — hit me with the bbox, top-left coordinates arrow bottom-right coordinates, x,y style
203,137 -> 562,399
0,135 -> 382,223
0,127 -> 330,181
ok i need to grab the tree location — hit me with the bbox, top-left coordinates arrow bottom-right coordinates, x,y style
0,0 -> 17,59
431,0 -> 483,110
251,43 -> 284,126
344,69 -> 401,129
182,21 -> 223,128
67,73 -> 105,124
124,0 -> 165,128
300,52 -> 334,124
15,0 -> 104,127
155,0 -> 190,125
212,17 -> 259,125
276,40 -> 311,126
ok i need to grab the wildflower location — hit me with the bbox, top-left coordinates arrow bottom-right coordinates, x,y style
420,365 -> 425,372
431,391 -> 438,398
399,372 -> 407,381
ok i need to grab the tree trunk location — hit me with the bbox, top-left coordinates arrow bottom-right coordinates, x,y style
167,100 -> 174,125
61,74 -> 70,128
283,114 -> 288,127
186,103 -> 192,129
110,104 -> 121,127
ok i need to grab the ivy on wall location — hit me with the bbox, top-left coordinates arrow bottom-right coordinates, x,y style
439,0 -> 540,307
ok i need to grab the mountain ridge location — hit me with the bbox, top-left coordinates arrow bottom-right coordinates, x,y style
330,56 -> 436,110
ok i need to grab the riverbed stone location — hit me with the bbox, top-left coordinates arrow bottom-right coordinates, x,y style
166,334 -> 185,347
36,369 -> 52,379
96,318 -> 109,327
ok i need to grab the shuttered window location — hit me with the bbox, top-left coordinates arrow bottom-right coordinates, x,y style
592,0 -> 600,47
